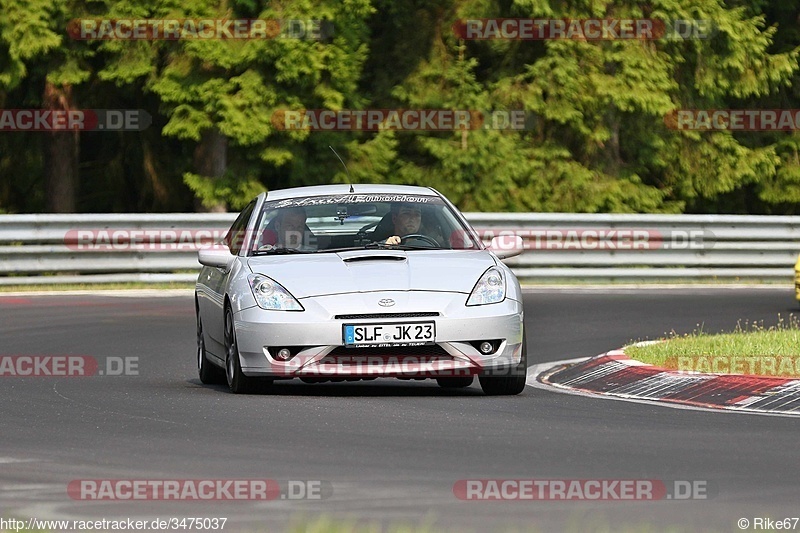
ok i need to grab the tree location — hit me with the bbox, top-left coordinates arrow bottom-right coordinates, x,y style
0,0 -> 95,212
357,0 -> 799,212
2,0 -> 800,215
101,0 -> 374,211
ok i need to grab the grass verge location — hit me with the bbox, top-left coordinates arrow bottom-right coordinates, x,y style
624,315 -> 800,377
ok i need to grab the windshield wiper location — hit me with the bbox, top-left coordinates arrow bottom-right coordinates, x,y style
315,246 -> 369,253
318,243 -> 444,253
385,244 -> 445,250
252,247 -> 314,256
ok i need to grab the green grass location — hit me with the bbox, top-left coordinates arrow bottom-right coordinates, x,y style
286,517 -> 440,533
625,315 -> 800,377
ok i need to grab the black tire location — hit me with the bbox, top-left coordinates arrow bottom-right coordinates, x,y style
436,376 -> 474,388
224,306 -> 257,394
197,311 -> 224,385
478,329 -> 528,396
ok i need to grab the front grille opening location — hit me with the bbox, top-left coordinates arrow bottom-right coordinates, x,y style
325,344 -> 451,359
335,312 -> 440,320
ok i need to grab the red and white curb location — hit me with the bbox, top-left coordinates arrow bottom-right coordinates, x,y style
529,350 -> 800,417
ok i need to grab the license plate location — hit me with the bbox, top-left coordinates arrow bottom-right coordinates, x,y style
343,322 -> 435,347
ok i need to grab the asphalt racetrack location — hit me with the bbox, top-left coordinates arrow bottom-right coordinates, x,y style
1,287 -> 799,532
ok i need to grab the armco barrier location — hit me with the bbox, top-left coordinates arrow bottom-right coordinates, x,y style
0,213 -> 798,284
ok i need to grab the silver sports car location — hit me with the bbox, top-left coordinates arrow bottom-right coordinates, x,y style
195,184 -> 527,395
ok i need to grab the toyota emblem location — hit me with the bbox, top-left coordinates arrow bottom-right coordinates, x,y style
378,298 -> 395,307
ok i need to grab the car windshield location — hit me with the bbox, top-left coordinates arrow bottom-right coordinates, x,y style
249,193 -> 482,254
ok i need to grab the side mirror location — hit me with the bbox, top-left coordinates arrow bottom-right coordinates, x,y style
487,235 -> 524,260
198,247 -> 236,270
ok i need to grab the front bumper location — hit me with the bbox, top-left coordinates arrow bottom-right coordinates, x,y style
233,291 -> 524,379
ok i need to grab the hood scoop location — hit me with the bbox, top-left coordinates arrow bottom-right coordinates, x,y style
342,255 -> 407,263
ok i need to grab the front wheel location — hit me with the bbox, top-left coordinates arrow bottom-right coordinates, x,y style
478,329 -> 528,396
224,307 -> 257,394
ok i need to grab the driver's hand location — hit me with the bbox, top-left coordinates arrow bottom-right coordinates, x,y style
385,235 -> 401,245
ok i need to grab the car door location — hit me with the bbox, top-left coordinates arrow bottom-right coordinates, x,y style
199,200 -> 257,356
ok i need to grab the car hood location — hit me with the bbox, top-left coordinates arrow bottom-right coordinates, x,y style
247,249 -> 497,299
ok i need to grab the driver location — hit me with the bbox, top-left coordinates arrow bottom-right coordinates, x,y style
260,207 -> 314,250
385,203 -> 439,246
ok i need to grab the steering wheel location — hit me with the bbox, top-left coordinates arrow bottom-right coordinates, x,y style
400,234 -> 439,247
356,220 -> 381,246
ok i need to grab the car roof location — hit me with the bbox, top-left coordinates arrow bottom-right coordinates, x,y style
263,184 -> 439,201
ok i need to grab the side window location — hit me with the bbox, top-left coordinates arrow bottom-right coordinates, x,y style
224,201 -> 257,255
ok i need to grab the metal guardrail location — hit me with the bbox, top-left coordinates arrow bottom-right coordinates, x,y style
0,213 -> 798,284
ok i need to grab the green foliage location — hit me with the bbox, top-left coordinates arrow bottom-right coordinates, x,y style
0,0 -> 62,88
759,134 -> 800,205
1,0 -> 800,214
183,171 -> 263,210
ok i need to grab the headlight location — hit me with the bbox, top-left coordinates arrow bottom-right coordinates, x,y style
466,267 -> 506,306
247,274 -> 304,311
